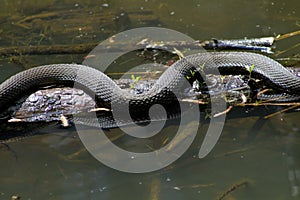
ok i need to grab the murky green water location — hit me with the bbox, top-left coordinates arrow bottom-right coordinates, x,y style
0,0 -> 300,199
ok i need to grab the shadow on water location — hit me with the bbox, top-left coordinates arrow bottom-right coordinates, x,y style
0,0 -> 300,199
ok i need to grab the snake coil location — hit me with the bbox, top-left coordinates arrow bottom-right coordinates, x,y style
0,52 -> 299,127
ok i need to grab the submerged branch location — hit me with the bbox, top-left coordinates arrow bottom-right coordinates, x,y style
263,105 -> 300,119
0,37 -> 275,57
0,43 -> 97,56
2,28 -> 300,57
216,180 -> 251,200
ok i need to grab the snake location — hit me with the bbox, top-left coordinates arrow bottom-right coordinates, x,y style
0,51 -> 300,128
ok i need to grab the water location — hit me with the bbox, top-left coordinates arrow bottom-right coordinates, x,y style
0,0 -> 300,199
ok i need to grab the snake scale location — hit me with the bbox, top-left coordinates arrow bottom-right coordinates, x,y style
0,52 -> 299,127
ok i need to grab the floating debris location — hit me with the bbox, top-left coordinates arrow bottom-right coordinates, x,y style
11,195 -> 21,200
60,114 -> 71,128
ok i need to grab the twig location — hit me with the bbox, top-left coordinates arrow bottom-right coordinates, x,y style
239,102 -> 300,106
0,43 -> 98,56
150,178 -> 160,200
15,12 -> 60,29
255,89 -> 270,98
181,99 -> 206,105
213,147 -> 249,158
216,180 -> 250,200
275,42 -> 300,56
176,183 -> 215,189
275,29 -> 300,41
263,104 -> 299,119
88,108 -> 111,112
107,71 -> 162,76
213,106 -> 233,117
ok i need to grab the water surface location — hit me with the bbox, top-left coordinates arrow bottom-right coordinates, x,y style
0,0 -> 300,199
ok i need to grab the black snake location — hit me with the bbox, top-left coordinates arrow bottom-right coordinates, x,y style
0,52 -> 299,127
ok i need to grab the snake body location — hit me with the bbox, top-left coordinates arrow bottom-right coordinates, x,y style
0,52 -> 299,127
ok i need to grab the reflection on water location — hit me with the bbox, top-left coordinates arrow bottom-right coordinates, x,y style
0,0 -> 300,199
1,113 -> 300,199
